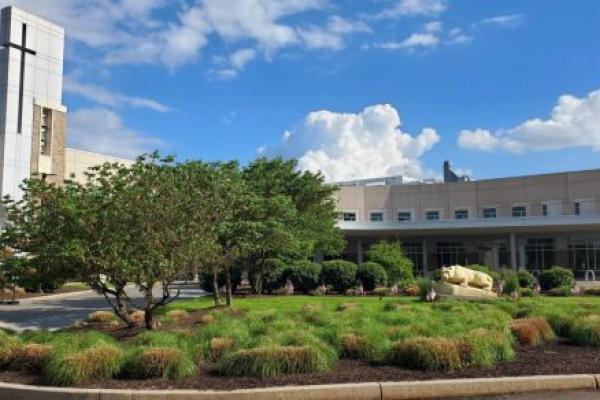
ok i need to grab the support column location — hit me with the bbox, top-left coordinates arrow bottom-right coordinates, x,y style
518,241 -> 526,270
422,239 -> 428,274
357,239 -> 364,264
510,233 -> 518,271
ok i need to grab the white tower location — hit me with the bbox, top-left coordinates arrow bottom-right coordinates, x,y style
0,6 -> 66,201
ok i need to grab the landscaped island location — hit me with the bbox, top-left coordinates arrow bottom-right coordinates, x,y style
3,294 -> 600,389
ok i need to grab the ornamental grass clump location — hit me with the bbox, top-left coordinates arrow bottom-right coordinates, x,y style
86,311 -> 116,323
219,345 -> 331,377
336,302 -> 358,312
511,317 -> 556,346
45,343 -> 124,386
123,347 -> 196,379
10,343 -> 53,372
165,310 -> 189,323
389,337 -> 461,372
458,329 -> 515,367
568,315 -> 600,347
0,331 -> 20,368
208,337 -> 236,362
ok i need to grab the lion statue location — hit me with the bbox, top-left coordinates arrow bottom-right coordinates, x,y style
440,265 -> 493,292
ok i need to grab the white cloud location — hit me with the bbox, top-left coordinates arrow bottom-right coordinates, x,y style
298,15 -> 372,50
375,21 -> 473,51
64,76 -> 171,112
68,107 -> 165,159
375,0 -> 447,19
476,14 -> 523,29
271,104 -> 440,182
458,89 -> 600,153
448,27 -> 472,44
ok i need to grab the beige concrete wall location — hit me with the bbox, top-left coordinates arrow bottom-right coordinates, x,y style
30,105 -> 66,185
336,169 -> 600,222
65,148 -> 133,184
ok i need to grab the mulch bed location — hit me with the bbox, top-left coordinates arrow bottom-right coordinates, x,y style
2,341 -> 600,390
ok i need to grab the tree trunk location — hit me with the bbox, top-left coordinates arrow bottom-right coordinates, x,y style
212,268 -> 220,307
144,287 -> 155,330
253,269 -> 263,295
225,266 -> 233,307
105,287 -> 135,327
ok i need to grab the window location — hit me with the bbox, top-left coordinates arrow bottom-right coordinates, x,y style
483,208 -> 496,218
436,241 -> 467,267
40,108 -> 52,156
397,211 -> 412,221
454,209 -> 468,220
426,210 -> 440,220
512,206 -> 527,218
542,204 -> 548,216
342,212 -> 356,221
370,212 -> 384,222
402,241 -> 424,275
525,238 -> 555,270
575,202 -> 581,215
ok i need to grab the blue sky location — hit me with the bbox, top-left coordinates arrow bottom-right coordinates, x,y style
5,0 -> 600,181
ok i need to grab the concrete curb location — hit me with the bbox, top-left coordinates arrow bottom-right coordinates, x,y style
0,375 -> 597,400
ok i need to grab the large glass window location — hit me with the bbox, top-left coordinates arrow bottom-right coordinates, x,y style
402,241 -> 424,275
525,238 -> 554,270
575,202 -> 581,215
426,210 -> 440,221
512,206 -> 527,218
483,208 -> 497,218
568,238 -> 600,272
436,241 -> 467,267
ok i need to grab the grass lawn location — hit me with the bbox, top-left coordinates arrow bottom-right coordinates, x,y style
4,294 -> 600,386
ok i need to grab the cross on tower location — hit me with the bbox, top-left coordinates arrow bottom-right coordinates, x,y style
2,23 -> 36,134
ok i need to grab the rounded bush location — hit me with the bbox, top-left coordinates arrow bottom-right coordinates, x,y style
389,337 -> 461,372
10,344 -> 53,372
367,242 -> 413,284
538,266 -> 574,290
356,262 -> 387,291
517,270 -> 535,288
321,260 -> 358,293
282,260 -> 322,293
511,318 -> 555,346
503,273 -> 520,294
262,259 -> 287,293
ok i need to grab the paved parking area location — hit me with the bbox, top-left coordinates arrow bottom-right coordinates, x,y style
0,285 -> 205,331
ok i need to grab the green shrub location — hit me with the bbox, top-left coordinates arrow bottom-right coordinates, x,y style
262,259 -> 287,293
547,286 -> 572,297
122,347 -> 196,379
417,278 -> 432,300
321,260 -> 358,293
389,337 -> 461,372
356,262 -> 387,291
45,343 -> 124,385
519,287 -> 534,297
517,270 -> 536,288
282,260 -> 322,293
503,273 -> 520,294
219,345 -> 334,377
538,267 -> 575,290
373,287 -> 389,297
367,241 -> 413,284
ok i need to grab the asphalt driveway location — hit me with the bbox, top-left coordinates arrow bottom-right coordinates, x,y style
0,285 -> 205,332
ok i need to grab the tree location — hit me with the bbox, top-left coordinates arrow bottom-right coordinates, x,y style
367,241 -> 414,285
242,158 -> 345,294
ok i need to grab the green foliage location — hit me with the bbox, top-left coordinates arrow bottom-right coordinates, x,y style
45,343 -> 124,386
547,286 -> 573,297
389,337 -> 462,372
417,278 -> 432,300
367,241 -> 413,284
261,259 -> 287,293
538,266 -> 575,290
460,329 -> 515,367
122,347 -> 196,379
0,330 -> 20,368
503,273 -> 520,294
568,316 -> 600,347
517,270 -> 536,288
321,260 -> 358,293
356,262 -> 387,291
282,260 -> 322,293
